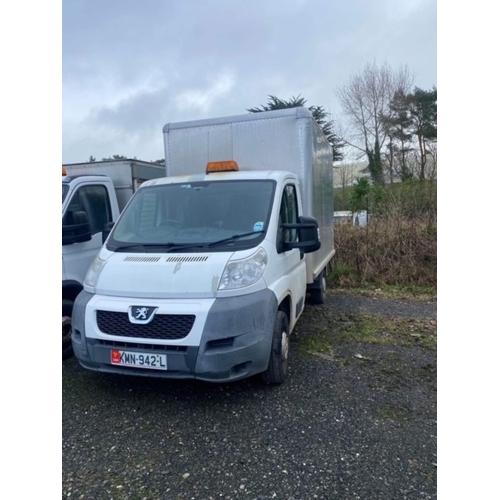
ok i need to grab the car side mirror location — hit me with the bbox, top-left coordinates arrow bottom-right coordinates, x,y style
281,216 -> 321,254
62,210 -> 92,245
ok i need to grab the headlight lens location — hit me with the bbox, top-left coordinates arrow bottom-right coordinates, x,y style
84,255 -> 106,290
219,247 -> 268,290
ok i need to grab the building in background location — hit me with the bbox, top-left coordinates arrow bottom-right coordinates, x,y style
333,210 -> 368,227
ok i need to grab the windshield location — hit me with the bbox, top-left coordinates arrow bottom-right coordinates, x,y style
62,184 -> 69,203
107,180 -> 276,252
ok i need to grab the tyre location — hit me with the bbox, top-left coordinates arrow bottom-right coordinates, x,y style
262,311 -> 290,384
62,299 -> 74,360
309,270 -> 327,305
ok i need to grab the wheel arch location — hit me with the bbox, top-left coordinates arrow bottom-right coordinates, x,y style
62,280 -> 83,303
278,294 -> 291,323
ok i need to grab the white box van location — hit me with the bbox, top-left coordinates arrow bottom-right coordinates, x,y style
72,108 -> 335,383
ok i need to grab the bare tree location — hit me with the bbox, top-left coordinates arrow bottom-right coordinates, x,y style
336,61 -> 413,184
334,162 -> 357,191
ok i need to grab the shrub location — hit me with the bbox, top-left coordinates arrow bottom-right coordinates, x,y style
332,181 -> 437,287
333,215 -> 436,287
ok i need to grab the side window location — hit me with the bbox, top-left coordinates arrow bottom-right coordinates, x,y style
63,191 -> 82,226
62,185 -> 112,235
279,184 -> 299,243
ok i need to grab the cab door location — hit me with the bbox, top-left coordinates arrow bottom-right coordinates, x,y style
276,183 -> 307,325
62,183 -> 113,285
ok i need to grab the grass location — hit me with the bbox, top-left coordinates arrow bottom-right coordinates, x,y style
296,308 -> 437,360
295,302 -> 437,397
339,314 -> 436,349
378,405 -> 413,422
328,283 -> 437,301
299,333 -> 332,355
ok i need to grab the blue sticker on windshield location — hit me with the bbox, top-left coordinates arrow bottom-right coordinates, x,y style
253,222 -> 264,231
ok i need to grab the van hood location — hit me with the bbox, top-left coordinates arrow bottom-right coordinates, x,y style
95,252 -> 232,299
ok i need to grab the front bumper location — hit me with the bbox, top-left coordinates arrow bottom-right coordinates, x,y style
72,289 -> 278,382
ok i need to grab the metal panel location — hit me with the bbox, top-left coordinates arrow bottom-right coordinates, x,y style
163,108 -> 335,282
306,114 -> 335,282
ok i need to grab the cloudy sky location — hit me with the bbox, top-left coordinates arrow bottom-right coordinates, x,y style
62,0 -> 437,164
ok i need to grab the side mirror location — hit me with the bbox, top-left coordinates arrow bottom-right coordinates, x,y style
282,216 -> 321,254
62,211 -> 92,245
102,221 -> 115,244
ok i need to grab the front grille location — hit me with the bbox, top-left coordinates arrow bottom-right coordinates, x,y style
96,310 -> 195,340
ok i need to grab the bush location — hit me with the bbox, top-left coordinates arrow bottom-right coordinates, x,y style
331,181 -> 437,288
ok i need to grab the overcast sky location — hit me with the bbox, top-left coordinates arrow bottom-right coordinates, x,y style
62,0 -> 437,164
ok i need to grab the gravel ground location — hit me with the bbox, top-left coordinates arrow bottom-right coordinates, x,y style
62,293 -> 437,500
323,292 -> 436,318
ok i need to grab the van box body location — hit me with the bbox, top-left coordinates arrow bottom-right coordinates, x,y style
163,107 -> 334,283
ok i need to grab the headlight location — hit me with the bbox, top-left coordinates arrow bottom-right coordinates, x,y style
219,247 -> 268,290
83,255 -> 106,291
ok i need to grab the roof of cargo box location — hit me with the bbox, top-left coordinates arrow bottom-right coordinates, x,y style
163,107 -> 313,132
141,169 -> 295,187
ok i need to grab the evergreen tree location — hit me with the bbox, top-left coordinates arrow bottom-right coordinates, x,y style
367,139 -> 385,186
382,90 -> 414,182
408,87 -> 437,180
102,154 -> 128,160
247,95 -> 344,162
349,177 -> 371,212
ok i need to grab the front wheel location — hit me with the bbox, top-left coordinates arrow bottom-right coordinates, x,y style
62,299 -> 74,360
262,311 -> 290,384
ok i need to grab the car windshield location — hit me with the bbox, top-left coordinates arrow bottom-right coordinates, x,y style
107,179 -> 276,252
62,184 -> 69,203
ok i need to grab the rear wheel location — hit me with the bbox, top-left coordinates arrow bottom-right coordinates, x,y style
62,299 -> 74,360
262,311 -> 290,384
309,270 -> 327,305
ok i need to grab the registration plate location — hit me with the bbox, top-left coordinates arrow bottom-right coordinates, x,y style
111,349 -> 167,370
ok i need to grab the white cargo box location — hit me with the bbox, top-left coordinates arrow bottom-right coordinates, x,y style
163,107 -> 334,282
63,159 -> 165,211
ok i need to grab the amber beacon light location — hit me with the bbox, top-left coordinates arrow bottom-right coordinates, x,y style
206,160 -> 239,173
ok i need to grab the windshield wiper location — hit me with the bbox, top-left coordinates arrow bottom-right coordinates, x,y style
114,243 -> 211,253
164,243 -> 209,253
208,230 -> 265,248
112,231 -> 264,253
113,243 -> 178,252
